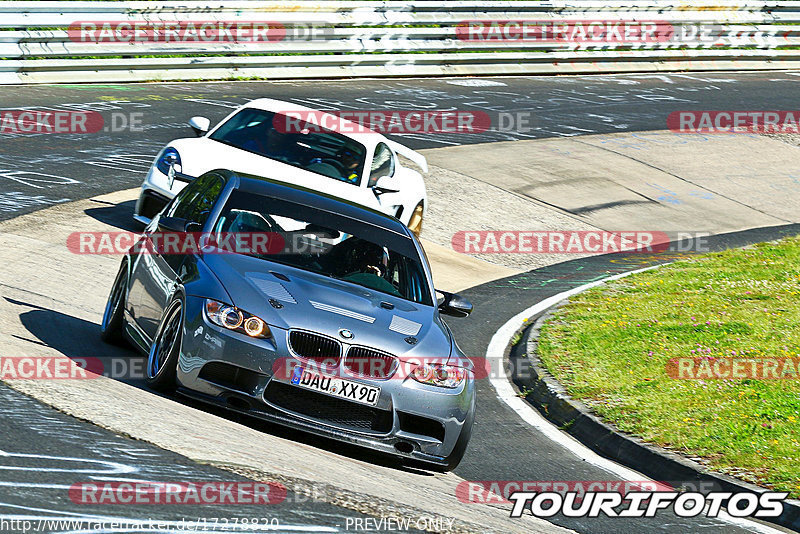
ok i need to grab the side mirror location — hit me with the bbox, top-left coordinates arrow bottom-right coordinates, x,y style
373,174 -> 400,196
157,216 -> 198,233
188,116 -> 210,136
437,290 -> 473,318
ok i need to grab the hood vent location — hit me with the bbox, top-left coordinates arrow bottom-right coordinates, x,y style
389,315 -> 422,336
310,300 -> 375,324
247,273 -> 296,304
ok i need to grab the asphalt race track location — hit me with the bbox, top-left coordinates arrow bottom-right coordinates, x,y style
0,386 -> 399,533
2,72 -> 800,220
2,72 -> 800,534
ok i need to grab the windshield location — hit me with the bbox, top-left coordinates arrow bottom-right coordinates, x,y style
209,108 -> 366,185
212,190 -> 433,305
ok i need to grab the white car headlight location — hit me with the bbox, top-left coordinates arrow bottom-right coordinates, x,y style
412,363 -> 467,389
156,147 -> 181,175
205,299 -> 271,339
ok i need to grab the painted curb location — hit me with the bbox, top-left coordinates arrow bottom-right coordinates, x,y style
510,295 -> 800,532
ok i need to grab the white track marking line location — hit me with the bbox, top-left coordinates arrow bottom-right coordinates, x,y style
486,266 -> 786,534
0,451 -> 136,474
487,266 -> 658,479
0,482 -> 71,489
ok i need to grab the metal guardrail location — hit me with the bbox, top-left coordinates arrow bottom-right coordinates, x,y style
1,1 -> 799,84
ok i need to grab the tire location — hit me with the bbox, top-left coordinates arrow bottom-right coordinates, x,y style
145,296 -> 184,392
100,260 -> 129,345
407,202 -> 424,237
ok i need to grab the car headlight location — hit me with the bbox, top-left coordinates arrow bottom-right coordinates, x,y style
156,147 -> 181,175
412,363 -> 467,389
204,299 -> 272,339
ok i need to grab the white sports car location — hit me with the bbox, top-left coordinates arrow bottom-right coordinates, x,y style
134,98 -> 428,235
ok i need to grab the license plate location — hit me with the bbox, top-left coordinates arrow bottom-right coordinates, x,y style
290,366 -> 380,406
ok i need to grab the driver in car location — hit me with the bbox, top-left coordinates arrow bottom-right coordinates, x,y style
340,241 -> 399,296
242,125 -> 293,161
339,150 -> 360,184
263,128 -> 293,159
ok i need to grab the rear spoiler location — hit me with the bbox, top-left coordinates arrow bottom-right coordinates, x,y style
386,140 -> 428,173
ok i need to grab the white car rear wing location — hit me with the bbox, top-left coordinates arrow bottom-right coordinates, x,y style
386,140 -> 428,174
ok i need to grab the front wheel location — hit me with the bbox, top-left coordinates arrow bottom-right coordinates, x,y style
100,261 -> 129,345
407,202 -> 424,237
145,297 -> 184,392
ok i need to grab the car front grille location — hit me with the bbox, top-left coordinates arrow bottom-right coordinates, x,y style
289,331 -> 341,365
264,381 -> 392,433
344,346 -> 399,379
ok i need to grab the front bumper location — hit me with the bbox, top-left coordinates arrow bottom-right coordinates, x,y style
176,296 -> 475,465
133,166 -> 183,225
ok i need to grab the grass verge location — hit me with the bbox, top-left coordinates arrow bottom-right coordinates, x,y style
537,236 -> 800,497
